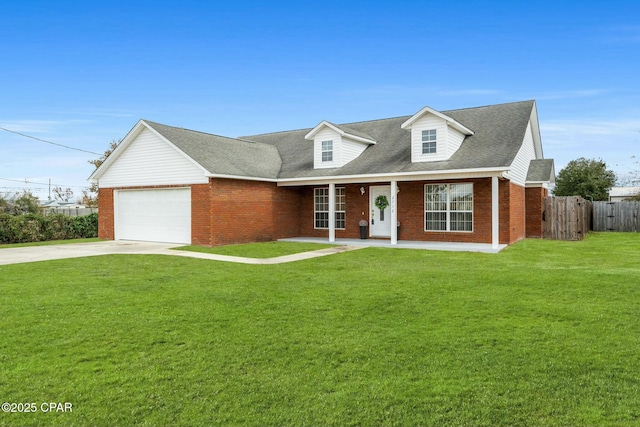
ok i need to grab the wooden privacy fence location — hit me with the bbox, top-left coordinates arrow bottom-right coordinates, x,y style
542,196 -> 592,241
593,201 -> 640,232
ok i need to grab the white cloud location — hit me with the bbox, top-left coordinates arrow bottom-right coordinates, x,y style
541,117 -> 640,174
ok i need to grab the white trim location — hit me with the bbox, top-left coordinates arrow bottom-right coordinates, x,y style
277,167 -> 508,187
206,173 -> 279,183
328,183 -> 336,243
401,106 -> 474,135
492,176 -> 499,250
305,120 -> 376,145
390,180 -> 398,245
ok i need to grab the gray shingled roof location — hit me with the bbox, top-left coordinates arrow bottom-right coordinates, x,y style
241,100 -> 537,179
526,159 -> 555,183
144,120 -> 282,179
141,100 -> 542,181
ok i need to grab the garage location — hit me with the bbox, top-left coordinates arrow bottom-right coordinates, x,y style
115,188 -> 191,244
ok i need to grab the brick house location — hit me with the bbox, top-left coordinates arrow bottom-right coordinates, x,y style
89,100 -> 555,249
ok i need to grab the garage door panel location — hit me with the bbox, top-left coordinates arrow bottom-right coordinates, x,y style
115,188 -> 191,244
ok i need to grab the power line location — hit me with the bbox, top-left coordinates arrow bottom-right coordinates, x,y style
0,126 -> 101,155
0,177 -> 91,190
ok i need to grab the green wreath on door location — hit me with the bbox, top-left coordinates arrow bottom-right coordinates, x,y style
374,195 -> 389,211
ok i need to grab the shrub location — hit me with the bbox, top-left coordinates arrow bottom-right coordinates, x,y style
0,213 -> 99,244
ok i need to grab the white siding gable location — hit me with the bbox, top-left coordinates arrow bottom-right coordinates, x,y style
313,128 -> 342,169
308,121 -> 375,169
446,127 -> 466,158
410,113 -> 449,163
99,127 -> 208,187
341,136 -> 369,165
504,121 -> 537,186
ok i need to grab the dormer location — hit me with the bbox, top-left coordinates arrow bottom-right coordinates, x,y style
305,121 -> 377,169
401,106 -> 474,163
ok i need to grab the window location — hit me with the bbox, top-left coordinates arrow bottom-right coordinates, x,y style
314,187 -> 345,229
321,140 -> 333,162
425,183 -> 473,232
422,129 -> 437,154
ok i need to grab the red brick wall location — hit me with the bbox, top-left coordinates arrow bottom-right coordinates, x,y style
525,186 -> 548,238
191,184 -> 212,246
209,178 -> 301,246
507,182 -> 526,244
299,184 -> 369,239
99,178 -> 535,246
98,188 -> 114,240
300,179 -> 503,244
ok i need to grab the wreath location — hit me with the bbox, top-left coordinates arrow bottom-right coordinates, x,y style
374,195 -> 389,211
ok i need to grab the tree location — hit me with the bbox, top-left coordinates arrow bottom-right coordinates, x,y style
553,157 -> 616,201
52,186 -> 74,202
85,140 -> 120,206
0,190 -> 41,215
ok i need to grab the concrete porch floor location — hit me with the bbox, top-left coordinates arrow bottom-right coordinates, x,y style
279,237 -> 507,254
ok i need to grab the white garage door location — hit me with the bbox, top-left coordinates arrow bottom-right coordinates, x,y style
115,188 -> 191,244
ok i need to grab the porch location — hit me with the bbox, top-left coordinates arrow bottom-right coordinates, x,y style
279,237 -> 507,254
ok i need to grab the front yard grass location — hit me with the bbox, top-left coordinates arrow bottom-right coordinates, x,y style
173,241 -> 336,258
1,233 -> 640,426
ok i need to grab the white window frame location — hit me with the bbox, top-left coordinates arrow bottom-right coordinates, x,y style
422,129 -> 437,154
314,187 -> 345,229
321,140 -> 333,162
424,183 -> 473,232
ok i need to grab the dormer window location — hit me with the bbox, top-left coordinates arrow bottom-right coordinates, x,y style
306,121 -> 376,169
422,130 -> 437,154
401,106 -> 474,163
321,140 -> 333,162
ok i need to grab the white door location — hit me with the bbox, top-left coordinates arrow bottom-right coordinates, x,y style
370,185 -> 391,237
115,188 -> 191,244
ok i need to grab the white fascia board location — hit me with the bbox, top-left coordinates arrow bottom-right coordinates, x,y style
525,182 -> 550,188
205,173 -> 279,183
401,106 -> 474,135
344,133 -> 376,145
305,120 -> 376,144
276,167 -> 509,187
305,120 -> 338,140
529,101 -> 544,158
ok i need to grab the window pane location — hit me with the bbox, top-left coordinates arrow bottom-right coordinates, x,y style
451,212 -> 473,231
425,183 -> 473,232
421,130 -> 437,154
425,212 -> 447,231
315,212 -> 329,229
335,187 -> 345,211
450,184 -> 473,211
321,140 -> 333,162
425,185 -> 447,211
335,212 -> 345,229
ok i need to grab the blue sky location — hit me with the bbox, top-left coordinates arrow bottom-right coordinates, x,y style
1,0 -> 639,199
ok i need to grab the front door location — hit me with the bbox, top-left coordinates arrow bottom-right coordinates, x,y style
370,185 -> 392,237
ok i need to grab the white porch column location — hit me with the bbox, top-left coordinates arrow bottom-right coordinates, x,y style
390,180 -> 398,245
328,183 -> 336,243
491,176 -> 499,249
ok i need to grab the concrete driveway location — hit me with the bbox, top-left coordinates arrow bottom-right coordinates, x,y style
0,240 -> 363,266
0,240 -> 179,266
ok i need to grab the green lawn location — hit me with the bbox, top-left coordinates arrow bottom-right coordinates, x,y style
173,241 -> 336,258
1,233 -> 639,426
